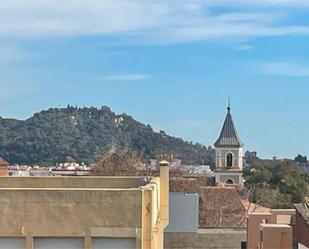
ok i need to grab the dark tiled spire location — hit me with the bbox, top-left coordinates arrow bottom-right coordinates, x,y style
214,104 -> 244,148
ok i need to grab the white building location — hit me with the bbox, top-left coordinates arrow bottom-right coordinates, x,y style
194,165 -> 211,175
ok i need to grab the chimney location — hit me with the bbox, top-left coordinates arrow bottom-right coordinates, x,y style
159,160 -> 169,228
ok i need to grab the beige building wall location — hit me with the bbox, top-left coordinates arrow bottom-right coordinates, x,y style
0,166 -> 8,176
0,168 -> 169,249
247,210 -> 295,249
247,213 -> 274,249
260,224 -> 292,249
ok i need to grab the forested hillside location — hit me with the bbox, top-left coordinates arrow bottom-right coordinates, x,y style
243,160 -> 309,208
0,106 -> 214,165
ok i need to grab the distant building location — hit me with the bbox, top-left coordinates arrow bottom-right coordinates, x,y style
214,104 -> 244,186
244,150 -> 258,165
51,168 -> 90,176
8,165 -> 32,176
58,162 -> 83,169
148,159 -> 181,171
251,151 -> 257,157
193,165 -> 211,175
0,157 -> 9,176
50,161 -> 90,176
29,168 -> 52,177
149,159 -> 157,168
170,159 -> 181,169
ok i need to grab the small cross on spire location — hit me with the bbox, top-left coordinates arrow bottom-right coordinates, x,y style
227,98 -> 231,112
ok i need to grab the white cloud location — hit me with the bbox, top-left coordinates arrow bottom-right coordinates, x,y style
260,61 -> 309,76
235,45 -> 253,51
0,1 -> 308,44
0,44 -> 29,65
101,74 -> 150,81
180,119 -> 203,128
222,0 -> 309,7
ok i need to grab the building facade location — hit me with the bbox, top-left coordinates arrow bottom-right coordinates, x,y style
214,104 -> 244,186
294,203 -> 309,249
164,191 -> 246,249
0,162 -> 169,249
247,209 -> 295,249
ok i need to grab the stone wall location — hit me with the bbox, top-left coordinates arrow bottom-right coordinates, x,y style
164,228 -> 246,249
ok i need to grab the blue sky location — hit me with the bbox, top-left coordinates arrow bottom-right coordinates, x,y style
1,1 -> 309,159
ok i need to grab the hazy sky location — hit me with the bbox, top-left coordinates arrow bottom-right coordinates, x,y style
1,0 -> 309,159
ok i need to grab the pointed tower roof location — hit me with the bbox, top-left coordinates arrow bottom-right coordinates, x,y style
214,104 -> 244,148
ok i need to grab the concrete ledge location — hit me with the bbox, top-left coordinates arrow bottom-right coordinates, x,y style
0,176 -> 146,189
91,227 -> 140,237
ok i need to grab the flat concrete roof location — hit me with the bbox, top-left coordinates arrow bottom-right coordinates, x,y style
249,212 -> 272,216
0,187 -> 142,191
198,228 -> 246,234
0,176 -> 148,189
260,224 -> 291,228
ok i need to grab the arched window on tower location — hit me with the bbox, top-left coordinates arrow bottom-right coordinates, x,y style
226,179 -> 234,185
226,153 -> 233,168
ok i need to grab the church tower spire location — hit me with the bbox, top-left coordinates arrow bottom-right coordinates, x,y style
214,103 -> 244,187
214,101 -> 243,148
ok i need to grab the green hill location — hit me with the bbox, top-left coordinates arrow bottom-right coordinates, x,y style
0,106 -> 214,165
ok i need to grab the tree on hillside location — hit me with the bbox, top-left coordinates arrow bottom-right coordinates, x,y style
243,160 -> 308,208
0,106 -> 215,166
65,156 -> 76,163
271,161 -> 307,204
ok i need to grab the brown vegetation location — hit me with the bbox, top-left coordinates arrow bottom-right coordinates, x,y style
90,153 -> 137,176
170,177 -> 247,227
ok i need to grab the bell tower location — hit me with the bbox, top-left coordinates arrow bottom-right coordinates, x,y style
214,102 -> 244,186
